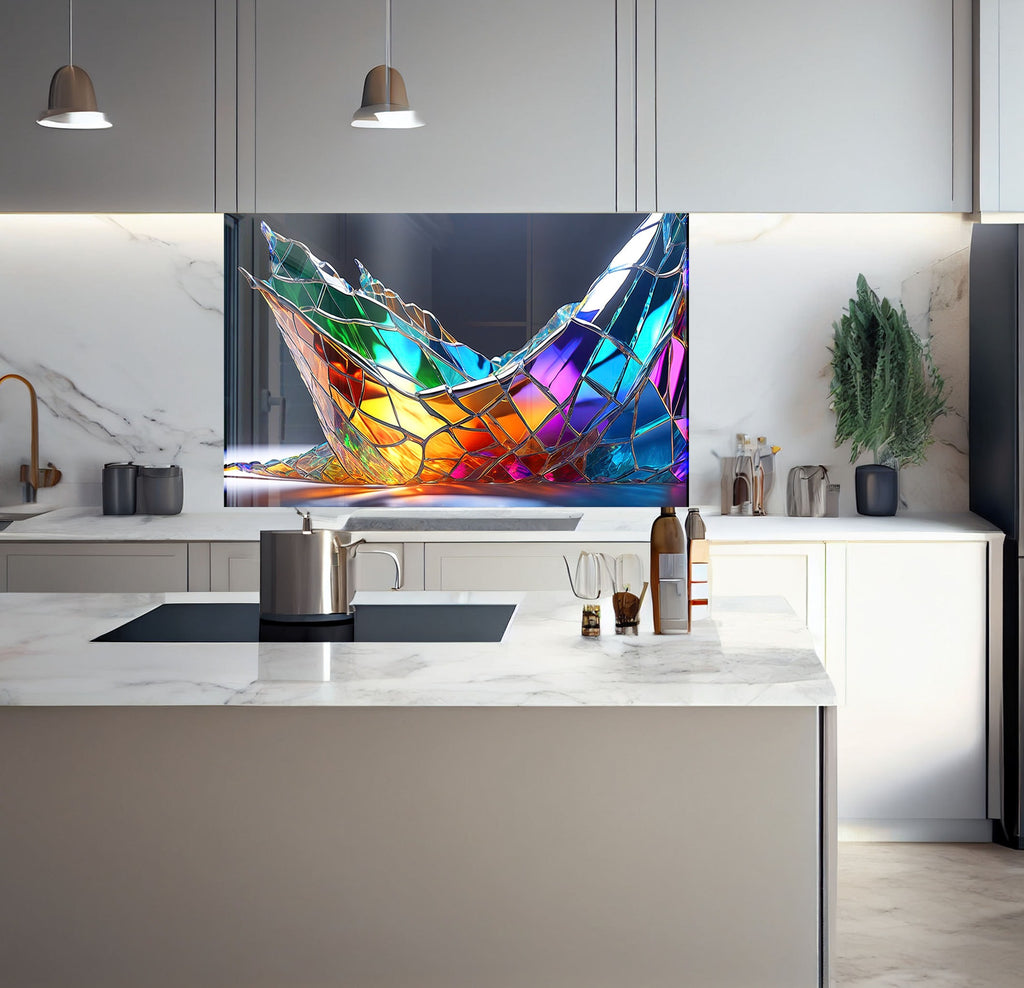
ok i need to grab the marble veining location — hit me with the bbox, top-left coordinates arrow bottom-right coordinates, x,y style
0,214 -> 224,511
0,591 -> 836,708
0,213 -> 975,517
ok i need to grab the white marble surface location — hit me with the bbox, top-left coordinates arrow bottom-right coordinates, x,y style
0,213 -> 973,517
689,213 -> 973,516
0,590 -> 835,707
0,504 -> 1003,544
0,214 -> 224,511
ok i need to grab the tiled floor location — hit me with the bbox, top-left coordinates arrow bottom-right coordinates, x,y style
836,843 -> 1024,987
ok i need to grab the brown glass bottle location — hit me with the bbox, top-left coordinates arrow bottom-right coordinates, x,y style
651,506 -> 686,634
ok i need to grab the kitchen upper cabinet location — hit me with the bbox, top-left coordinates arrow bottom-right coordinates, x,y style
977,0 -> 1024,212
247,0 -> 618,212
653,0 -> 972,212
0,0 -> 215,211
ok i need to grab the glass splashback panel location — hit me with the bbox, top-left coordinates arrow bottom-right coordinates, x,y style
225,213 -> 687,508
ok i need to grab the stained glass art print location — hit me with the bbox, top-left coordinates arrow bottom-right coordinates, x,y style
224,212 -> 687,508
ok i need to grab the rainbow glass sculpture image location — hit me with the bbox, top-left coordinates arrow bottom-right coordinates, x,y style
227,212 -> 687,505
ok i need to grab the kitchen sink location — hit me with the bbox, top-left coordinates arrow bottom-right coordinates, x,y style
94,601 -> 516,644
0,504 -> 55,527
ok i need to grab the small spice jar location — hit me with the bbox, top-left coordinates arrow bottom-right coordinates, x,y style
581,604 -> 601,637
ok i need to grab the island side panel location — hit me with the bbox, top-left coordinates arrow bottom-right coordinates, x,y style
0,706 -> 822,988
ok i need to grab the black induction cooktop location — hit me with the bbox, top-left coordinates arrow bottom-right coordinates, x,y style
93,602 -> 516,644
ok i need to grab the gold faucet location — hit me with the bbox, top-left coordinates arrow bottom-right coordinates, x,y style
0,374 -> 61,503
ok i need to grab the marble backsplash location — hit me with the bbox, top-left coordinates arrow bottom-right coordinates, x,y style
0,215 -> 224,511
0,212 -> 973,516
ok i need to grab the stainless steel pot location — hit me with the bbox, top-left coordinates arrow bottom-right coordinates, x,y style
259,511 -> 402,619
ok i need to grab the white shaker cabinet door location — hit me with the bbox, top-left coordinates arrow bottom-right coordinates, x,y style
837,541 -> 988,840
708,542 -> 825,659
250,0 -> 617,212
0,0 -> 215,211
654,0 -> 971,211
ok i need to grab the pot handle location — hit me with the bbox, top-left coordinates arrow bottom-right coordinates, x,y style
334,536 -> 402,590
356,549 -> 403,591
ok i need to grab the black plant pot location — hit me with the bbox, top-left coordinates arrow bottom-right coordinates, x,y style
855,464 -> 899,516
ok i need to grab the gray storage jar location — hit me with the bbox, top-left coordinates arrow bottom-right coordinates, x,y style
102,462 -> 137,515
136,465 -> 183,515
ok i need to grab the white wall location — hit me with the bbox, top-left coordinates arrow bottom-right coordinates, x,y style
0,212 -> 972,515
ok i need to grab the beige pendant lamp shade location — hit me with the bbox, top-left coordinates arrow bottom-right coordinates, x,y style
37,1 -> 112,130
351,0 -> 423,128
351,65 -> 423,128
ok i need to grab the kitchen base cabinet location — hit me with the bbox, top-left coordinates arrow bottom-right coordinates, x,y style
709,542 -> 825,658
835,541 -> 990,841
0,705 -> 832,988
205,540 -> 425,592
423,541 -> 648,591
0,543 -> 188,593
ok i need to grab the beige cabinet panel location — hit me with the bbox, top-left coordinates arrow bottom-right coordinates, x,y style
0,705 -> 826,987
0,0 -> 215,210
1,543 -> 187,593
251,0 -> 617,211
655,0 -> 970,211
424,542 -> 648,592
209,542 -> 261,592
207,541 -> 425,592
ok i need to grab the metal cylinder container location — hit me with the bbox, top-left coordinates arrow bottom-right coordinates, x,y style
260,529 -> 351,619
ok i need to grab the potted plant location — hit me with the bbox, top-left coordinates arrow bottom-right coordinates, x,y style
829,274 -> 946,515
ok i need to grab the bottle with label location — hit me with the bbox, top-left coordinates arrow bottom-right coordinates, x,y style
651,506 -> 687,634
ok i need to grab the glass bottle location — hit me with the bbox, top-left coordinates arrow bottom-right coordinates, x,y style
732,434 -> 754,516
651,506 -> 687,634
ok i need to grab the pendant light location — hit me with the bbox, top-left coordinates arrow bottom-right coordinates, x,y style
37,0 -> 112,130
351,0 -> 423,129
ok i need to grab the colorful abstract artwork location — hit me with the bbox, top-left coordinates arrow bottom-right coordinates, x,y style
226,212 -> 687,505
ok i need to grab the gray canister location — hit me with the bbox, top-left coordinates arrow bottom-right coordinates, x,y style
102,462 -> 137,515
136,465 -> 184,515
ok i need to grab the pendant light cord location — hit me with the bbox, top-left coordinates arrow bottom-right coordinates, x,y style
384,0 -> 391,106
69,0 -> 74,66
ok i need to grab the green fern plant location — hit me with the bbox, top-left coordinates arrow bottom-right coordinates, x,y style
829,274 -> 946,467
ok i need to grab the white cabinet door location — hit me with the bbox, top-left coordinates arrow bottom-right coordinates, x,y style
250,0 -> 617,211
0,0 -> 215,211
424,542 -> 648,591
709,543 -> 825,658
979,0 -> 1024,211
207,541 -> 424,592
837,541 -> 988,840
654,0 -> 971,211
1,543 -> 188,593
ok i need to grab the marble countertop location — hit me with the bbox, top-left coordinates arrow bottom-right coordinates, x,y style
0,505 -> 1003,544
0,591 -> 836,708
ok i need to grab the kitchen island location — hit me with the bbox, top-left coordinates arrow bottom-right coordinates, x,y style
0,591 -> 836,988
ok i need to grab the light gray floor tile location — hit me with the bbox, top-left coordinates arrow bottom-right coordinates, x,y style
836,843 -> 1024,987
